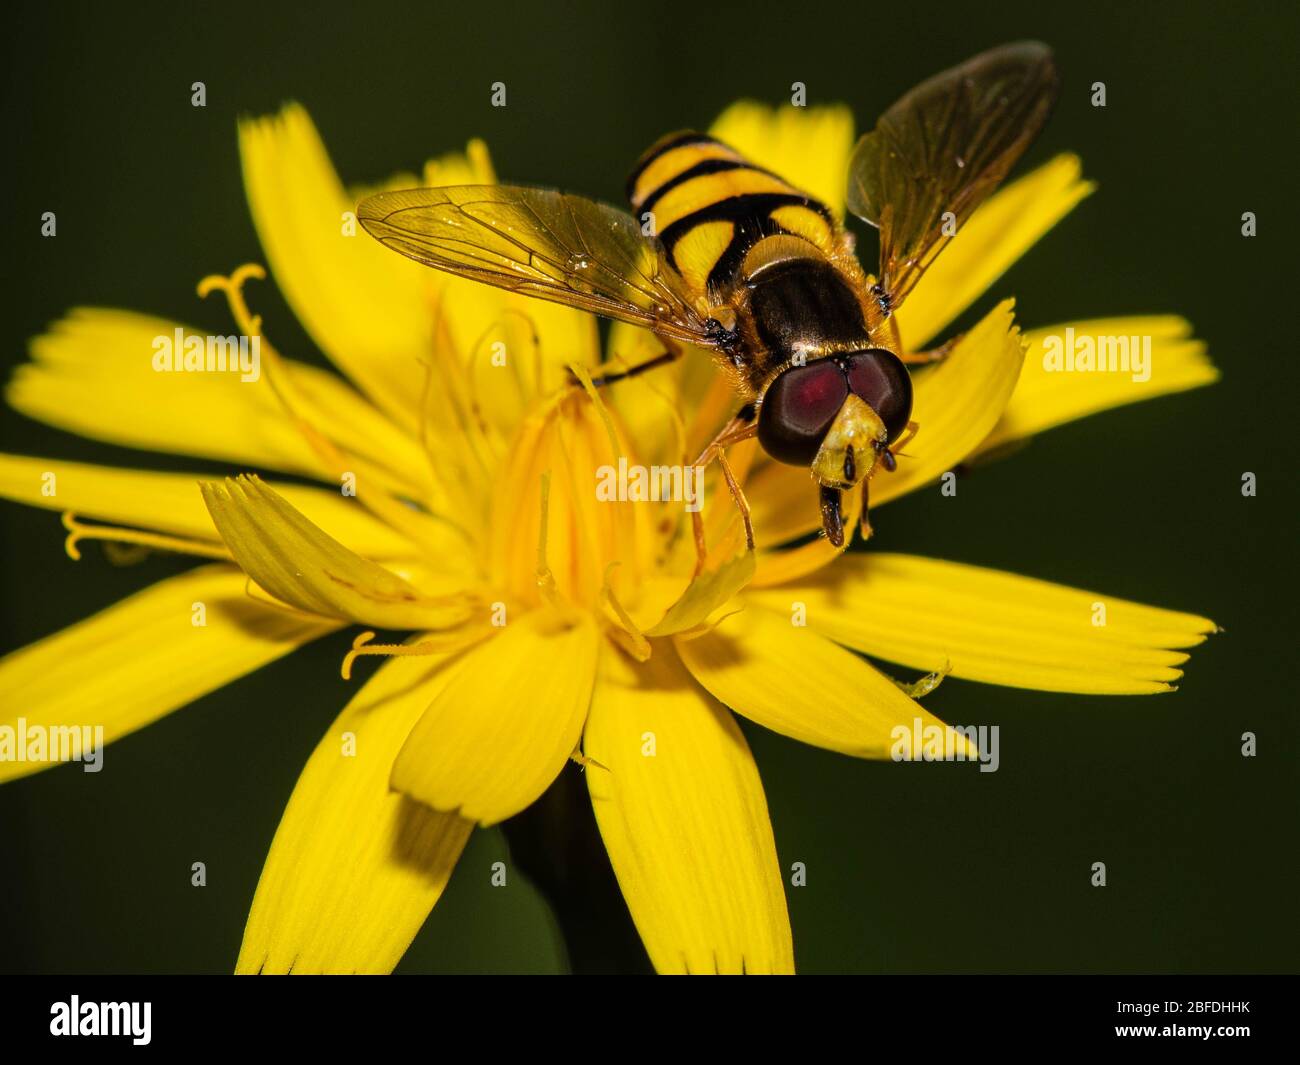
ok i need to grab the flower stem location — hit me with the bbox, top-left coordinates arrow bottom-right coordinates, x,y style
501,764 -> 652,974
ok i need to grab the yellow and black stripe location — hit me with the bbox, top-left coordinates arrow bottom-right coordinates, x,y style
626,132 -> 837,298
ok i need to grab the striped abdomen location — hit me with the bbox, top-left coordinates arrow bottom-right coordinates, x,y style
627,132 -> 841,300
628,132 -> 877,391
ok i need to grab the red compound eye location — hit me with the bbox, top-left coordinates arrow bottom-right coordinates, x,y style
757,359 -> 849,465
843,349 -> 913,443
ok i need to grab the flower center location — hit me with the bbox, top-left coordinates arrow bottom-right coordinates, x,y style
487,390 -> 656,613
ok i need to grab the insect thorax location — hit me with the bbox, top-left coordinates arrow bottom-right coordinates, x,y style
734,250 -> 874,391
626,131 -> 876,391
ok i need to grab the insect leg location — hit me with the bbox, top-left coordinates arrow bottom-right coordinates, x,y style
688,411 -> 758,574
716,449 -> 754,550
579,333 -> 684,388
891,420 -> 921,454
899,334 -> 963,365
866,420 -> 921,537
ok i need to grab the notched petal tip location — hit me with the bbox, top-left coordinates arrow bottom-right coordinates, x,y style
757,554 -> 1219,696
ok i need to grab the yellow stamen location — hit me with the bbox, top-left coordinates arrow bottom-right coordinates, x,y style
469,308 -> 540,415
561,390 -> 644,595
568,361 -> 622,459
423,285 -> 499,497
671,606 -> 746,642
414,340 -> 483,539
199,264 -> 442,554
601,562 -> 651,661
656,383 -> 689,476
61,512 -> 230,562
340,629 -> 484,681
102,542 -> 151,566
535,470 -> 558,604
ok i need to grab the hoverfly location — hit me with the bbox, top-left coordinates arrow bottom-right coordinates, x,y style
358,42 -> 1059,552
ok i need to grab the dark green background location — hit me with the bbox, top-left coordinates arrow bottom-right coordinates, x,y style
1,0 -> 1295,974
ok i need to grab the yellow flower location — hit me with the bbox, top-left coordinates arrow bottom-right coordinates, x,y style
0,101 -> 1219,975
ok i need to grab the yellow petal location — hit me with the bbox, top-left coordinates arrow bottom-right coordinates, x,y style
8,308 -> 429,496
745,301 -> 1024,546
675,601 -> 971,758
237,651 -> 473,974
0,453 -> 417,560
977,317 -> 1219,454
709,101 -> 855,218
744,461 -> 823,549
751,485 -> 862,587
754,553 -> 1216,694
201,475 -> 470,628
873,300 -> 1025,505
412,149 -> 602,430
895,154 -> 1096,351
603,321 -> 694,469
390,609 -> 598,825
239,104 -> 431,431
244,105 -> 599,439
283,358 -> 435,496
644,550 -> 755,636
488,391 -> 655,609
0,565 -> 337,784
585,645 -> 793,974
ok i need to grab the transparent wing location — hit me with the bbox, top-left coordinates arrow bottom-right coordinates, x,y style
846,41 -> 1060,311
357,185 -> 720,346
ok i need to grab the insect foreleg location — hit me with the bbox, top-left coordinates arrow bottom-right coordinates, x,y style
899,334 -> 962,366
859,418 -> 922,540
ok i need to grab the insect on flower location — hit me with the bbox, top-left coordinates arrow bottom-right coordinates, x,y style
357,41 -> 1059,553
0,46 -> 1221,976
